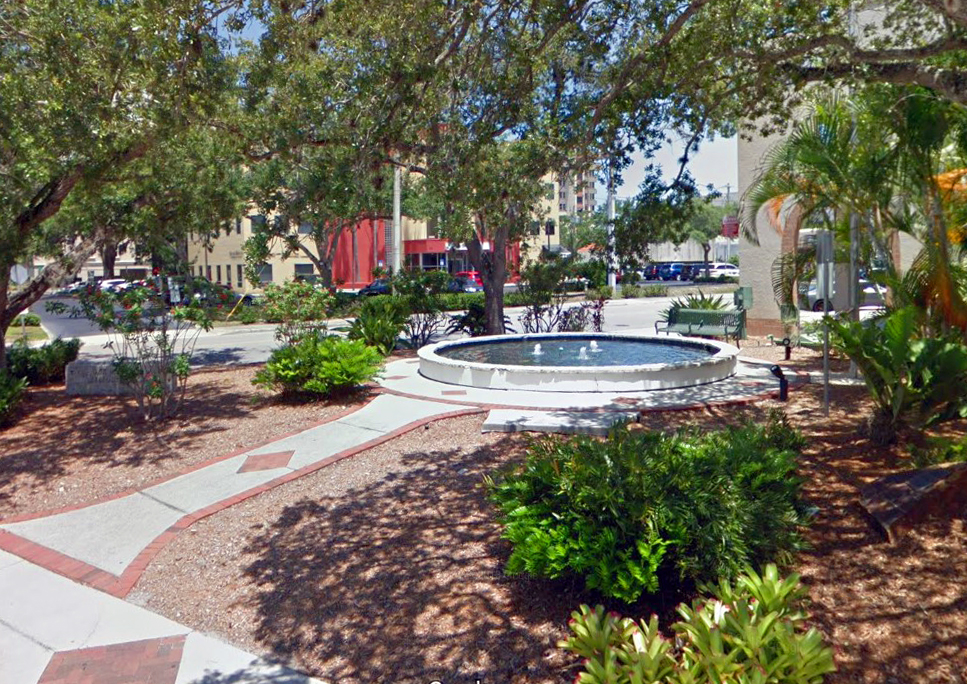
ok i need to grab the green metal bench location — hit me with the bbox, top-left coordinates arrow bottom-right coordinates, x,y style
655,308 -> 746,346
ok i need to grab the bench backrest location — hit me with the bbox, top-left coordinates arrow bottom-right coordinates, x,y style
676,308 -> 745,328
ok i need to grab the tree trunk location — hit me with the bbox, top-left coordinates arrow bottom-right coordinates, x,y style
101,237 -> 119,278
302,229 -> 341,290
0,232 -> 103,369
468,220 -> 508,335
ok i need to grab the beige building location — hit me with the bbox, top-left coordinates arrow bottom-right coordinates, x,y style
188,169 -> 565,291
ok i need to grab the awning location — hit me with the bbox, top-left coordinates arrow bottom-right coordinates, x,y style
403,238 -> 450,254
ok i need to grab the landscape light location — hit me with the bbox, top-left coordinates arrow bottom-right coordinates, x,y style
770,364 -> 789,402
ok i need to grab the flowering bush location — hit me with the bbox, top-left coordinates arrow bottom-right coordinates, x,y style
261,280 -> 333,345
76,286 -> 211,421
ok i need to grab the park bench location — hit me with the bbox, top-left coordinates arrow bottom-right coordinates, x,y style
654,308 -> 746,346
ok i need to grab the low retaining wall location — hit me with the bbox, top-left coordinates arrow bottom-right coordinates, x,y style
65,359 -> 175,396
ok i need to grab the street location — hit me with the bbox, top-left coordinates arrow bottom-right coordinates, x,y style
31,290 -> 724,367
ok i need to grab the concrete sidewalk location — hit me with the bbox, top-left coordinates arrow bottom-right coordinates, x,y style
0,393 -> 476,684
0,550 -> 323,684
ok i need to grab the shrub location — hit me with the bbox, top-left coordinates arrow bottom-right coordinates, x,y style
437,292 -> 486,311
487,414 -> 806,602
0,372 -> 27,426
253,334 -> 382,397
394,270 -> 449,348
586,285 -> 613,300
232,304 -> 264,325
621,284 -> 642,299
639,284 -> 669,297
12,313 -> 41,327
261,281 -> 333,345
830,305 -> 967,445
7,338 -> 81,385
503,291 -> 530,308
447,302 -> 515,337
561,564 -> 835,684
348,296 -> 410,355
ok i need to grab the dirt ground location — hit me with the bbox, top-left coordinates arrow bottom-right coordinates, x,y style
4,342 -> 965,683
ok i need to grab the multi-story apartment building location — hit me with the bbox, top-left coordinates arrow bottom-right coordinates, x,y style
558,168 -> 597,217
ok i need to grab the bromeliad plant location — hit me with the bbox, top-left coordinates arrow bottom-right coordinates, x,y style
76,286 -> 211,421
829,305 -> 967,445
659,291 -> 728,322
487,415 -> 807,603
561,564 -> 835,684
348,296 -> 410,355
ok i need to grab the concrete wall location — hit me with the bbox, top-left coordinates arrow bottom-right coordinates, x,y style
737,130 -> 787,334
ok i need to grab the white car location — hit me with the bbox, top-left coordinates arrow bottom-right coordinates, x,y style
99,278 -> 139,293
705,264 -> 739,280
806,280 -> 885,312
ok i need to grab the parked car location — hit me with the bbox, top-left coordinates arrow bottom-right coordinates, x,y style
358,278 -> 392,296
641,264 -> 661,280
447,276 -> 482,293
98,278 -> 131,293
805,279 -> 885,312
660,263 -> 685,281
455,270 -> 483,286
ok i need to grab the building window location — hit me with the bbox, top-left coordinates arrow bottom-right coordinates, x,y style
298,222 -> 313,235
236,218 -> 242,235
256,263 -> 273,284
216,265 -> 221,283
294,263 -> 315,281
237,264 -> 244,288
225,265 -> 231,286
250,215 -> 266,231
206,265 -> 212,281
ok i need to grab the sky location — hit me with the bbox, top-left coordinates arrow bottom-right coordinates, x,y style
614,134 -> 739,204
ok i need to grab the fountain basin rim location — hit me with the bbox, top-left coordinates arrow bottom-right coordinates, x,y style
419,332 -> 737,373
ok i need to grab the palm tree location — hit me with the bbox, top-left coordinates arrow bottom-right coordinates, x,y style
742,88 -> 967,336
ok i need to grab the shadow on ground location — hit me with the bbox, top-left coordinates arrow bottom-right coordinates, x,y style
241,437 -> 589,684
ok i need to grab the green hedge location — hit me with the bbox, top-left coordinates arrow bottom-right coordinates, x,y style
488,413 -> 807,602
12,313 -> 41,327
7,338 -> 81,385
253,334 -> 382,396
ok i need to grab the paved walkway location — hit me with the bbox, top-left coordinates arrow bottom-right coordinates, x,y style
0,394 -> 476,684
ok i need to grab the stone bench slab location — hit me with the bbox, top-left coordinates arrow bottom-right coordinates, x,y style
859,462 -> 967,541
482,409 -> 638,436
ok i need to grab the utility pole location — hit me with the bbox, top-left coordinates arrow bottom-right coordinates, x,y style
392,165 -> 402,275
606,165 -> 617,290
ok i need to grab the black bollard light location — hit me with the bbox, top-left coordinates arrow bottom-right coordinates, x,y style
781,337 -> 792,361
770,364 -> 789,401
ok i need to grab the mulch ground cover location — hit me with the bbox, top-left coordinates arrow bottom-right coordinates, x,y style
3,343 -> 964,682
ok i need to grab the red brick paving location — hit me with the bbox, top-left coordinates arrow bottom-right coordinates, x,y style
236,450 -> 294,473
37,635 -> 186,684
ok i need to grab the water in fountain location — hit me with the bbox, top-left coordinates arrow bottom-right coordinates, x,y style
578,346 -> 589,360
532,343 -> 543,356
589,340 -> 602,353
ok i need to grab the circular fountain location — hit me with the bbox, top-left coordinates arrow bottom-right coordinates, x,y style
418,332 -> 739,392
